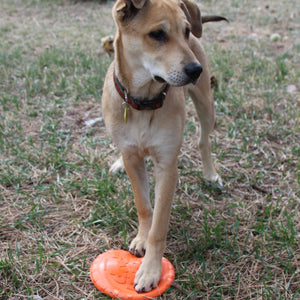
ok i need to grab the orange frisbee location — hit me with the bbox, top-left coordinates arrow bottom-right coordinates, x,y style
90,250 -> 175,299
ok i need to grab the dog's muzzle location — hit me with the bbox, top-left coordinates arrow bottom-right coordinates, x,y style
154,62 -> 203,86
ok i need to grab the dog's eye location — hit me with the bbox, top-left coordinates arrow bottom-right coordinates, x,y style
149,30 -> 168,42
185,27 -> 190,39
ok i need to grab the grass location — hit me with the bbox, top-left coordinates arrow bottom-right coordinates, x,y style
0,0 -> 299,299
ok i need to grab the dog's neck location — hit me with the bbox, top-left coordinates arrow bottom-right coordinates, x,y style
114,32 -> 167,101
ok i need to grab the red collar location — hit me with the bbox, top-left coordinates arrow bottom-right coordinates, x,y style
113,72 -> 169,111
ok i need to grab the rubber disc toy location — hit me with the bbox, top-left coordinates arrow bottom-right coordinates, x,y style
90,250 -> 175,299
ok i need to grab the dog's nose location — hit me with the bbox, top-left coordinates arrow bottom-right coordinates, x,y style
184,63 -> 202,83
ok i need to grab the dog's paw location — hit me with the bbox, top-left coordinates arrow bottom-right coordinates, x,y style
129,237 -> 146,257
134,259 -> 161,293
205,172 -> 223,187
203,166 -> 223,188
109,156 -> 125,174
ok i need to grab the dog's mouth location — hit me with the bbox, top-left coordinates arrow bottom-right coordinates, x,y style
154,75 -> 166,83
154,63 -> 202,86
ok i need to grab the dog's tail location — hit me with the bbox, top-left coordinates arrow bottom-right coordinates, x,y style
202,15 -> 229,24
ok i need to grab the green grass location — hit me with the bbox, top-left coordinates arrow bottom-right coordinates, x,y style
0,0 -> 299,299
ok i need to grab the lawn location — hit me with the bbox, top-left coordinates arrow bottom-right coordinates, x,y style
0,0 -> 299,299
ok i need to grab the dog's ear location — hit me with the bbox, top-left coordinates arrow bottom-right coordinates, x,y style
131,0 -> 147,9
180,0 -> 202,38
114,0 -> 148,22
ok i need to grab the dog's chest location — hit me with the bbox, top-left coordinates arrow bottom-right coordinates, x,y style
117,111 -> 158,151
114,108 -> 184,157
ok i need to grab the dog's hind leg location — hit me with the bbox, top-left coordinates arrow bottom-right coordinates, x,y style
188,86 -> 222,185
122,154 -> 153,257
188,40 -> 222,185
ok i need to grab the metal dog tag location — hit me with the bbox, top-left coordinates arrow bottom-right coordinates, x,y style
122,90 -> 129,124
124,105 -> 129,124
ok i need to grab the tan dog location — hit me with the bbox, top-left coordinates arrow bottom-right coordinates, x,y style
102,0 -> 225,293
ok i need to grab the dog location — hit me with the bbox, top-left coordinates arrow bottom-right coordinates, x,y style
102,0 -> 226,293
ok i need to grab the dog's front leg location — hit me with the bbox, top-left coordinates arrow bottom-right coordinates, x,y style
134,159 -> 178,293
123,154 -> 153,257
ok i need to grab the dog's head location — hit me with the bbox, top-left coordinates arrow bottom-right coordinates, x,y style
113,0 -> 203,86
